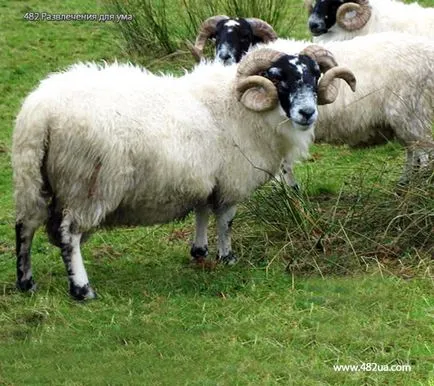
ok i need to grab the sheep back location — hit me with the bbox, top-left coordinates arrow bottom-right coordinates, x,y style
14,61 -> 298,230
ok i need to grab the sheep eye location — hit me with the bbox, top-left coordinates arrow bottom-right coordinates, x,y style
267,67 -> 282,79
293,74 -> 302,82
278,81 -> 289,89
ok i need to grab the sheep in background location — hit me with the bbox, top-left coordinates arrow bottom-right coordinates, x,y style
187,15 -> 277,65
306,0 -> 434,42
188,16 -> 433,188
12,47 -> 356,300
260,32 -> 434,187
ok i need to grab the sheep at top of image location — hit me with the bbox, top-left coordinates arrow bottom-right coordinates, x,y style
187,15 -> 278,65
12,47 -> 356,300
305,0 -> 434,42
261,32 -> 434,187
187,17 -> 434,188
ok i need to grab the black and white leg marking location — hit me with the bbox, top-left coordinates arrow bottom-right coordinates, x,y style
399,149 -> 415,186
59,213 -> 95,300
281,159 -> 300,191
215,205 -> 237,265
399,147 -> 430,187
190,206 -> 209,261
16,221 -> 38,292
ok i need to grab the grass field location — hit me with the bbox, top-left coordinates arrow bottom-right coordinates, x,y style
0,0 -> 433,384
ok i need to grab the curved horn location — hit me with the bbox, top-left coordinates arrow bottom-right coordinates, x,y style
187,15 -> 229,62
235,48 -> 286,112
237,76 -> 279,112
300,44 -> 337,73
336,0 -> 371,31
317,67 -> 357,104
246,18 -> 278,43
300,45 -> 356,105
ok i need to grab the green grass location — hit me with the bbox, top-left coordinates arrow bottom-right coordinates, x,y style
0,0 -> 433,384
1,274 -> 432,384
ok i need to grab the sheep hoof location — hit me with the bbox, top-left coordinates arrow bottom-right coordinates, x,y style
217,252 -> 238,265
190,245 -> 209,259
69,283 -> 96,301
16,278 -> 37,293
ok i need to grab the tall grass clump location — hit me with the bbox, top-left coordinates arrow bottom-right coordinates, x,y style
181,0 -> 300,38
239,166 -> 433,275
108,0 -> 178,56
180,0 -> 222,40
107,0 -> 304,62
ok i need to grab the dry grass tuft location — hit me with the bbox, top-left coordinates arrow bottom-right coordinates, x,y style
238,166 -> 433,277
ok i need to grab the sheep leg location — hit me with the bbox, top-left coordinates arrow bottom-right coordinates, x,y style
215,205 -> 237,265
398,149 -> 413,186
281,158 -> 299,190
59,213 -> 95,300
415,148 -> 429,168
190,206 -> 210,261
16,221 -> 38,292
399,148 -> 429,185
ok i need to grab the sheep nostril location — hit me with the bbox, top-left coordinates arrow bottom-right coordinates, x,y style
309,21 -> 319,30
219,53 -> 231,61
309,20 -> 327,34
299,107 -> 315,121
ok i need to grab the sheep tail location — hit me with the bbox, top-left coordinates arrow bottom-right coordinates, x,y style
12,95 -> 53,227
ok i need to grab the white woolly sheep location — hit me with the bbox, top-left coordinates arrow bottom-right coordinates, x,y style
306,0 -> 434,42
260,32 -> 434,187
12,47 -> 356,300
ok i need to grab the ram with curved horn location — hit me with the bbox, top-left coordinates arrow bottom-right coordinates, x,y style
262,32 -> 434,188
187,15 -> 278,64
306,0 -> 434,42
12,47 -> 356,299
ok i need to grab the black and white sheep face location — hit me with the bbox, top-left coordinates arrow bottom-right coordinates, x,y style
214,18 -> 259,65
308,0 -> 347,35
264,55 -> 321,128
